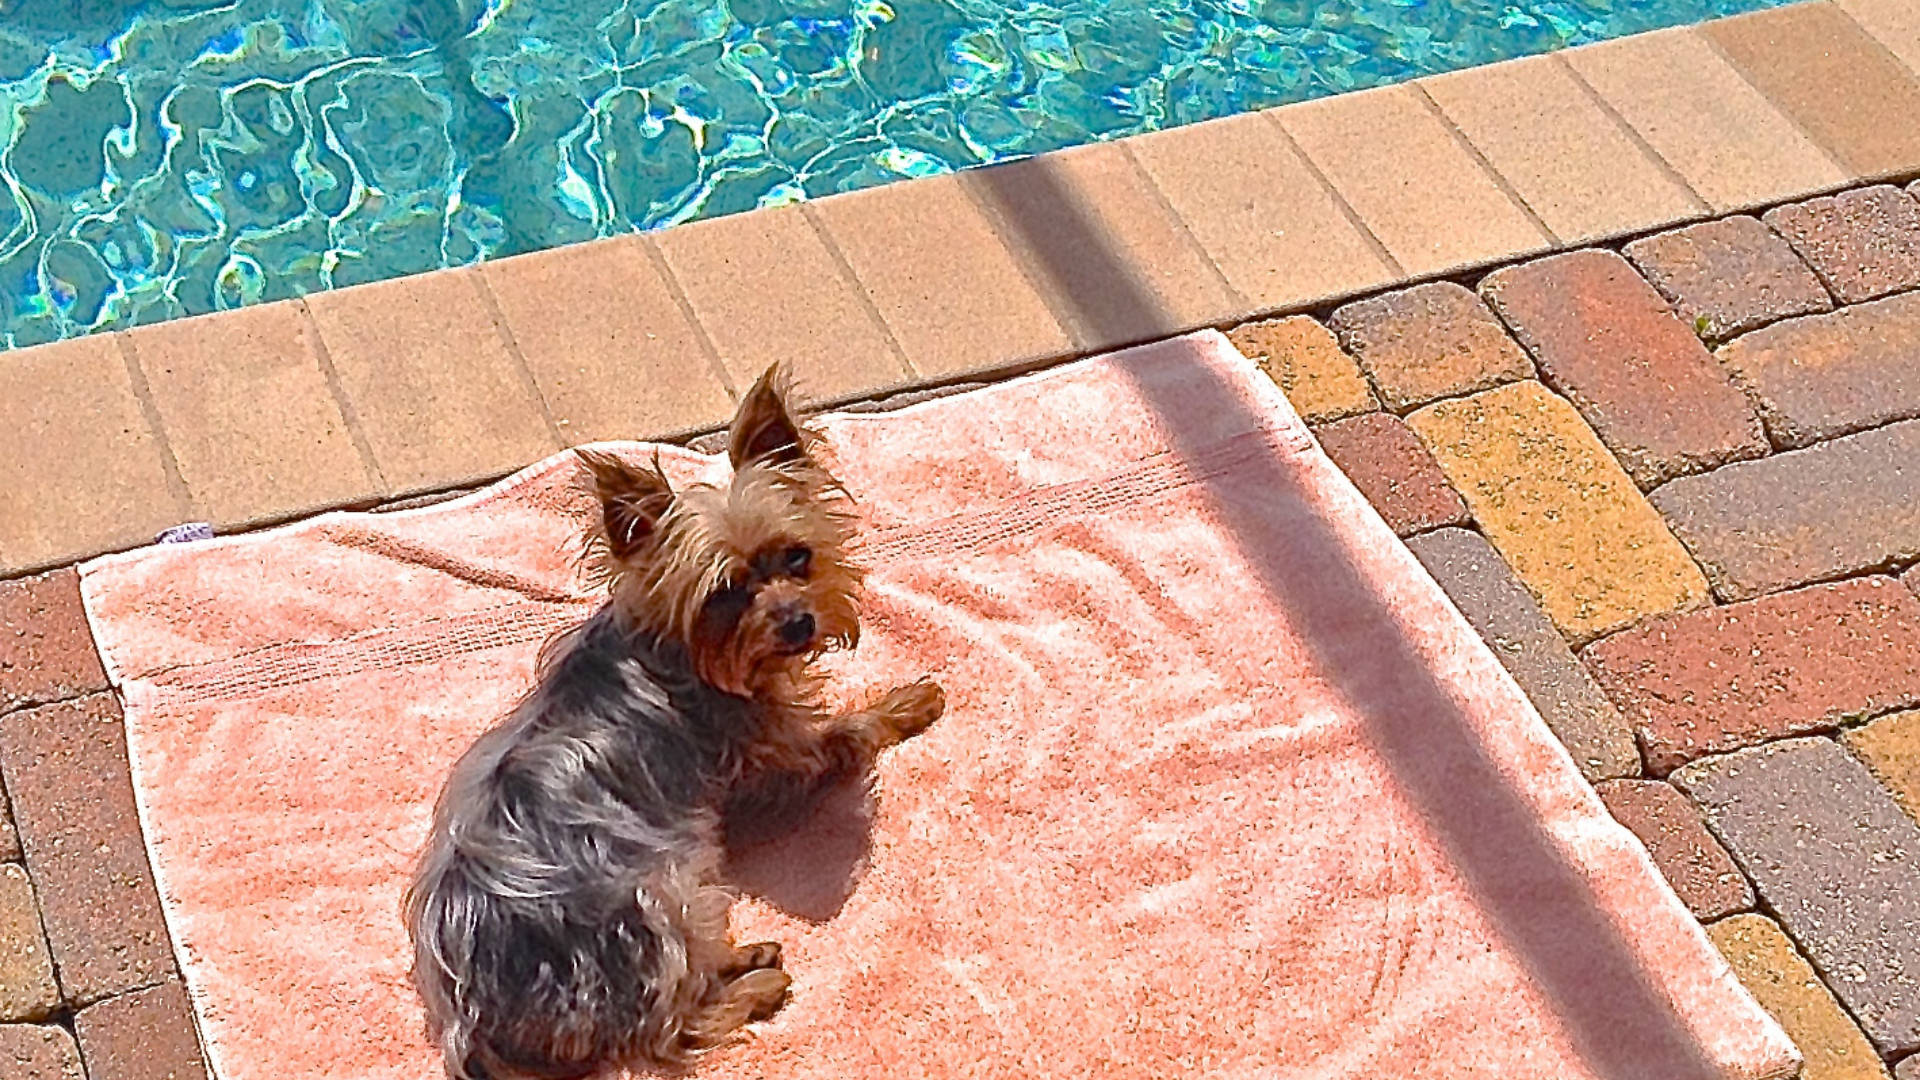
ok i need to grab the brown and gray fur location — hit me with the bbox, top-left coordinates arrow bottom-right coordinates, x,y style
404,366 -> 944,1079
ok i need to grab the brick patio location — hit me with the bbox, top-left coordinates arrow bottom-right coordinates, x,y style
4,1 -> 1920,1076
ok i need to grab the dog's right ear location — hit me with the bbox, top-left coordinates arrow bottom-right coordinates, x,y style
729,364 -> 811,470
577,450 -> 674,561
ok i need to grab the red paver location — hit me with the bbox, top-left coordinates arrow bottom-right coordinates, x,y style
1762,185 -> 1920,304
0,568 -> 108,716
1622,215 -> 1833,341
1650,418 -> 1920,601
0,1024 -> 82,1079
1480,249 -> 1767,488
1717,290 -> 1920,449
1898,1053 -> 1918,1080
1583,576 -> 1920,774
1327,281 -> 1534,412
0,693 -> 175,1005
75,978 -> 210,1080
1674,737 -> 1920,1055
1910,563 -> 1920,598
1595,779 -> 1752,919
1313,413 -> 1469,537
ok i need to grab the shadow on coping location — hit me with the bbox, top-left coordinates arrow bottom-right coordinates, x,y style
965,154 -> 1727,1080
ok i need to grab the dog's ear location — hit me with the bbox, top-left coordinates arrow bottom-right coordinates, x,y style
728,364 -> 810,469
577,450 -> 674,561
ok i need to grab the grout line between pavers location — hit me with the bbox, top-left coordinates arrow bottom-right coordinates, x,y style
1256,109 -> 1409,280
469,268 -> 568,449
955,167 -> 1103,354
796,202 -> 919,383
1112,138 -> 1253,313
1553,53 -> 1714,217
1409,82 -> 1564,249
108,334 -> 195,526
1688,24 -> 1856,184
1832,0 -> 1920,82
637,235 -> 744,403
296,299 -> 390,496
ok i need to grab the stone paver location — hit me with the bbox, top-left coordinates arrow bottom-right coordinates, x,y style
1651,418 -> 1920,601
1718,291 -> 1920,448
1562,27 -> 1847,213
0,1024 -> 83,1080
1481,249 -> 1767,488
480,236 -> 734,445
1764,185 -> 1920,304
0,335 -> 185,574
1407,380 -> 1709,644
1128,110 -> 1397,310
304,270 -> 558,495
1227,317 -> 1377,423
1704,3 -> 1920,180
963,140 -> 1241,350
1839,0 -> 1920,75
1596,780 -> 1751,918
1312,413 -> 1468,537
75,978 -> 210,1080
1328,281 -> 1534,413
1420,53 -> 1702,244
0,694 -> 175,1005
1623,215 -> 1834,342
0,568 -> 108,716
1844,710 -> 1920,823
124,300 -> 374,527
1706,913 -> 1892,1080
1,782 -> 15,863
1585,577 -> 1920,773
1277,84 -> 1552,276
0,864 -> 58,1021
1405,528 -> 1640,780
813,174 -> 1074,378
1675,738 -> 1920,1055
1898,1054 -> 1917,1080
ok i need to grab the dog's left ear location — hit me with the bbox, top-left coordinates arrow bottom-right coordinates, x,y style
577,449 -> 674,561
729,364 -> 810,469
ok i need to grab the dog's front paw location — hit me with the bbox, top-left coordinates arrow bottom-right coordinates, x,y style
876,680 -> 945,739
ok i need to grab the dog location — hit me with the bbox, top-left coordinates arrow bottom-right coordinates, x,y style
404,365 -> 945,1079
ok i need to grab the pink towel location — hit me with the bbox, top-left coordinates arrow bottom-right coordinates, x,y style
81,332 -> 1795,1080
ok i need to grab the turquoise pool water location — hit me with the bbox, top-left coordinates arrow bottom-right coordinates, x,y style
3,0 -> 1788,348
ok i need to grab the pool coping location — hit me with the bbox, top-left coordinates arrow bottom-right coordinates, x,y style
5,0 -> 1920,577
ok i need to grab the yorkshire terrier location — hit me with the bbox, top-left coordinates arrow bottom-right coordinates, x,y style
405,366 -> 945,1079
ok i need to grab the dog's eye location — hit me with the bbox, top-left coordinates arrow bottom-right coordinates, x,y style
783,545 -> 811,577
705,584 -> 751,615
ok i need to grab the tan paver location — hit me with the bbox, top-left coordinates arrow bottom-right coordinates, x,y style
1276,83 -> 1552,276
1844,709 -> 1920,823
811,174 -> 1072,379
124,300 -> 377,528
0,863 -> 58,1021
1706,914 -> 1889,1080
305,270 -> 558,495
1228,316 -> 1378,423
481,236 -> 734,445
1839,0 -> 1920,74
654,204 -> 909,403
0,336 -> 184,572
1407,381 -> 1709,643
1564,27 -> 1848,212
1704,2 -> 1920,179
1420,54 -> 1703,243
1128,110 -> 1398,309
963,140 -> 1242,351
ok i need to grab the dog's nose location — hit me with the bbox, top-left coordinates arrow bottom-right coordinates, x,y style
778,613 -> 816,647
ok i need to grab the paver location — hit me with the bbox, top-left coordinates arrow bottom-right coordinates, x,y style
1403,528 -> 1639,781
1480,249 -> 1766,488
1650,418 -> 1920,601
1327,281 -> 1534,412
1312,413 -> 1468,537
1595,780 -> 1750,919
1897,1054 -> 1917,1080
1706,914 -> 1891,1080
0,864 -> 58,1022
0,1024 -> 83,1080
0,694 -> 175,1005
1676,737 -> 1920,1055
1718,291 -> 1920,448
1838,0 -> 1920,75
1406,381 -> 1709,644
1,780 -> 16,863
1622,215 -> 1833,342
1843,710 -> 1920,823
1585,577 -> 1920,773
75,979 -> 210,1080
0,568 -> 108,716
1227,317 -> 1377,423
1763,186 -> 1920,304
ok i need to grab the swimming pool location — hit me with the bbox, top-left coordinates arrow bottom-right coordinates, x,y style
2,0 -> 1788,349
